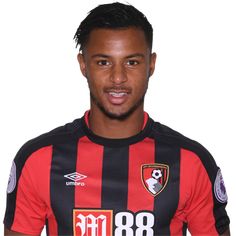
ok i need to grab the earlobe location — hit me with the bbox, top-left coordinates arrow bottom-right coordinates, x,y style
77,53 -> 87,77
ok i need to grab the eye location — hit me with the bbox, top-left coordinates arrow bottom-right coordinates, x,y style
126,60 -> 139,66
97,60 -> 111,66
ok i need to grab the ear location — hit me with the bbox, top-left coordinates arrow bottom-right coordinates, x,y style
149,52 -> 157,77
77,53 -> 87,77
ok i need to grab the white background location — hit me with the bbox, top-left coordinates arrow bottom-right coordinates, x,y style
0,0 -> 235,235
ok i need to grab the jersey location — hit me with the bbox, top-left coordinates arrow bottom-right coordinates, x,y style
4,111 -> 230,235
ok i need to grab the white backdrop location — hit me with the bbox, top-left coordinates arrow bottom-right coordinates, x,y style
0,0 -> 235,235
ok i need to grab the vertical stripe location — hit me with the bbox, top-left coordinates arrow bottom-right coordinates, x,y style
39,146 -> 58,236
180,149 -> 218,235
182,223 -> 187,236
154,140 -> 180,235
50,137 -> 78,235
45,219 -> 49,236
47,215 -> 58,236
102,146 -> 129,210
128,138 -> 155,212
75,136 -> 103,208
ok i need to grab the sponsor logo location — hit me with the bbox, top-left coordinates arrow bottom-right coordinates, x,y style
214,169 -> 228,203
7,161 -> 16,194
141,163 -> 169,196
64,172 -> 87,186
73,209 -> 113,236
73,209 -> 155,236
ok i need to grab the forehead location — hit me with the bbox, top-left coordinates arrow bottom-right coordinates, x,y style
83,28 -> 150,56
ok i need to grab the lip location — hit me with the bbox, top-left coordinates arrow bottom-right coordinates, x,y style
106,91 -> 129,105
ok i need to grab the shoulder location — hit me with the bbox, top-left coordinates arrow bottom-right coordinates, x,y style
151,121 -> 214,156
151,121 -> 218,180
13,118 -> 84,169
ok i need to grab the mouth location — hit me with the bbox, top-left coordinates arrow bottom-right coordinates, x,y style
108,92 -> 128,97
105,89 -> 130,105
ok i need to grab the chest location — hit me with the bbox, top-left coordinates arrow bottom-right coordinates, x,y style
46,140 -> 181,235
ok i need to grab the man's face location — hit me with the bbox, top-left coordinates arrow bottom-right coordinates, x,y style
78,27 -> 156,119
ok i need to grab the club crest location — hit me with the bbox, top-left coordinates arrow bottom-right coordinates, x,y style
141,163 -> 169,196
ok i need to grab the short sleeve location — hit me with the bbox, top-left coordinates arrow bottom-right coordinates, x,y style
4,148 -> 47,235
183,149 -> 230,235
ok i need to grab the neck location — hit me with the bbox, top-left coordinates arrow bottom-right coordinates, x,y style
88,106 -> 145,139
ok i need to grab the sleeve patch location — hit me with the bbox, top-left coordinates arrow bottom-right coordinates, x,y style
214,169 -> 228,203
7,161 -> 17,194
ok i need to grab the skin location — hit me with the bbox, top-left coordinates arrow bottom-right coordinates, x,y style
78,27 -> 156,138
4,27 -> 230,235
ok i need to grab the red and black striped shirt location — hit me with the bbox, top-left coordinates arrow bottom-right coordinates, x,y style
4,112 -> 230,235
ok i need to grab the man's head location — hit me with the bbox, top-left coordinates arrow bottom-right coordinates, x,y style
74,2 -> 153,52
75,3 -> 156,120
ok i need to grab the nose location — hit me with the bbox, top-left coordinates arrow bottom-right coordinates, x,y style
110,64 -> 127,84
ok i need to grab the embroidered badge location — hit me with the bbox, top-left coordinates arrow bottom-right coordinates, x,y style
7,161 -> 16,194
141,163 -> 169,196
214,169 -> 228,203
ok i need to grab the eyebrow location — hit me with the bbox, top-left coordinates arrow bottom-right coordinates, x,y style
126,53 -> 145,59
91,54 -> 109,59
91,53 -> 145,59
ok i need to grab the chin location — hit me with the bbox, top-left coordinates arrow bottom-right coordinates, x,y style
103,110 -> 131,120
101,103 -> 143,120
91,92 -> 145,120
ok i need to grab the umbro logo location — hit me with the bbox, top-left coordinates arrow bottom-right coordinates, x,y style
64,172 -> 87,186
64,172 -> 87,181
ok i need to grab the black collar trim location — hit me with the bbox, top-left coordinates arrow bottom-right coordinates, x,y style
80,115 -> 154,147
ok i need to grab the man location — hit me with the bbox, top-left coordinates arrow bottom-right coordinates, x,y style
4,2 -> 230,236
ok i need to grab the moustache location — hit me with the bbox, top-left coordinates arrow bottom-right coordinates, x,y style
103,87 -> 132,94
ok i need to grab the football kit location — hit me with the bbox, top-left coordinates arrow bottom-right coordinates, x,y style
4,111 -> 230,235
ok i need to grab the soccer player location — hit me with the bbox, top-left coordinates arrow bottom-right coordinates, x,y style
4,2 -> 230,236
